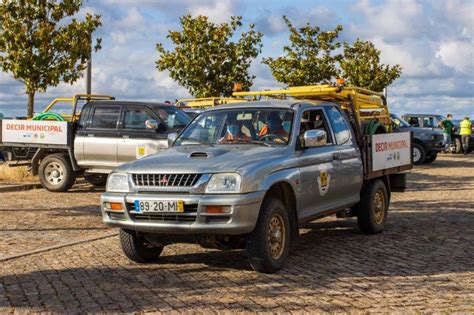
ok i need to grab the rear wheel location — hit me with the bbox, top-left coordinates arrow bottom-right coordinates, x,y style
413,143 -> 426,165
84,173 -> 108,186
120,229 -> 164,263
38,154 -> 76,192
454,137 -> 462,154
424,152 -> 437,164
353,179 -> 389,234
246,196 -> 290,273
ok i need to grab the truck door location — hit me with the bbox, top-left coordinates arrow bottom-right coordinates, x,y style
79,105 -> 121,168
117,106 -> 168,163
297,107 -> 344,219
324,106 -> 363,206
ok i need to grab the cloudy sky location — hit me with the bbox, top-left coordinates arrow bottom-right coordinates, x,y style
0,0 -> 473,118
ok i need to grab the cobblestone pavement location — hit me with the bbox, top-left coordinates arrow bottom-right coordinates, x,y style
0,155 -> 473,313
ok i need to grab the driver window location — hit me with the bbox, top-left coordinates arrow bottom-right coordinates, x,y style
299,109 -> 333,144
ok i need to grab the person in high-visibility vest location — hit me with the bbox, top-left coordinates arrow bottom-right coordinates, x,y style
459,116 -> 472,155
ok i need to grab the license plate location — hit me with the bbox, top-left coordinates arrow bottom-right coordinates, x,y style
134,200 -> 184,213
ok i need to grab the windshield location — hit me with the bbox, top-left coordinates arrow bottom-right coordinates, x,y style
391,114 -> 411,128
153,106 -> 190,129
174,108 -> 294,146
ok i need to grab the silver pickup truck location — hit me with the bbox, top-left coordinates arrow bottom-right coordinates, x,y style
101,100 -> 411,273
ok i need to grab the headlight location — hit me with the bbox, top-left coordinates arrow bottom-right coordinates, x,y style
106,173 -> 130,192
205,173 -> 241,193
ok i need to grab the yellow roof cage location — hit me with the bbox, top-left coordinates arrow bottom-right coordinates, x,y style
176,97 -> 248,108
233,83 -> 391,133
41,94 -> 115,121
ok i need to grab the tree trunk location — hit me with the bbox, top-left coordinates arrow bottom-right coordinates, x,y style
27,91 -> 35,119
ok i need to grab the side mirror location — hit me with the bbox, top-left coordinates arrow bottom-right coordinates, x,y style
303,129 -> 327,148
167,132 -> 178,147
145,119 -> 159,130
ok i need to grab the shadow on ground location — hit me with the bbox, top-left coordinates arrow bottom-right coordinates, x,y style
1,207 -> 473,312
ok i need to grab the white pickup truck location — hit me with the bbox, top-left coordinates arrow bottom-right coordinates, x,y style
0,95 -> 190,191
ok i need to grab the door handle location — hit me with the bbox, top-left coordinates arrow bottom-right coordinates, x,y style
122,135 -> 130,139
87,134 -> 94,137
333,153 -> 343,160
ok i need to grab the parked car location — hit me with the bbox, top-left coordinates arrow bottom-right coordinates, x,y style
391,113 -> 444,164
101,86 -> 412,273
0,96 -> 191,191
402,113 -> 473,153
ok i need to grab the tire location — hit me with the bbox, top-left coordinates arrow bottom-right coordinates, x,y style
84,173 -> 108,186
412,143 -> 426,165
424,152 -> 437,164
246,196 -> 291,273
353,179 -> 389,234
454,137 -> 462,154
120,229 -> 164,263
38,154 -> 76,192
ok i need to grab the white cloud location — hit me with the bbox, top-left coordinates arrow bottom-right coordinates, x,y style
188,0 -> 235,23
436,40 -> 474,74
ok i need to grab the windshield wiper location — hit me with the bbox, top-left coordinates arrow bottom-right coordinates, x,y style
232,139 -> 273,147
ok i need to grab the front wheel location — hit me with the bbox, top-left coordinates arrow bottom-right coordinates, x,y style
246,196 -> 290,273
84,173 -> 108,186
38,154 -> 76,192
413,143 -> 426,165
353,179 -> 389,234
424,152 -> 438,164
120,229 -> 163,263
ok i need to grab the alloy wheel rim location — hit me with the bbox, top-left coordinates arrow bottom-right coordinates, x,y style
267,213 -> 285,260
373,189 -> 385,224
413,147 -> 421,162
45,162 -> 64,185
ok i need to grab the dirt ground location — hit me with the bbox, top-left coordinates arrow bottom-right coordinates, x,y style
0,154 -> 473,313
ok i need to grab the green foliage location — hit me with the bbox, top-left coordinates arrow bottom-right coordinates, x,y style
156,15 -> 263,97
0,0 -> 102,117
340,39 -> 402,92
262,16 -> 343,87
263,17 -> 402,92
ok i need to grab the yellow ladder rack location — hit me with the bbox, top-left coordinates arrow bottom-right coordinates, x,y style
233,84 -> 391,132
176,97 -> 248,108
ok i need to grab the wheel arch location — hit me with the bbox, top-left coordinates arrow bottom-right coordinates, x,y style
263,181 -> 299,243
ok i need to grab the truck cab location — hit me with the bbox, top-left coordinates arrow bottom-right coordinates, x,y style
74,101 -> 190,171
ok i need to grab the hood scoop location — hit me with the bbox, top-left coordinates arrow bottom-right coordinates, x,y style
189,152 -> 209,158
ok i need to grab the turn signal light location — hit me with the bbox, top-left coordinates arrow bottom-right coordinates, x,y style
106,202 -> 123,211
205,206 -> 231,214
336,78 -> 345,86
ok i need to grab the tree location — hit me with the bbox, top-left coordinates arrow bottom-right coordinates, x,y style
0,0 -> 102,118
262,16 -> 343,87
340,39 -> 402,92
156,15 -> 263,97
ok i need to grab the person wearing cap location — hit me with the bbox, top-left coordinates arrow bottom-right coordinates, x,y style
459,116 -> 472,155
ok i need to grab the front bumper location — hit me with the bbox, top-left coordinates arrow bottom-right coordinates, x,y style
423,138 -> 444,152
101,191 -> 265,235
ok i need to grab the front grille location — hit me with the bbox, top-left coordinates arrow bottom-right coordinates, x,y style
128,203 -> 198,223
132,174 -> 201,187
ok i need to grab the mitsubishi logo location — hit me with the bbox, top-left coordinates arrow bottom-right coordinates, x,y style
159,176 -> 168,185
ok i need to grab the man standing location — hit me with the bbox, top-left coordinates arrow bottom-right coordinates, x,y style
440,114 -> 455,152
459,116 -> 472,155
